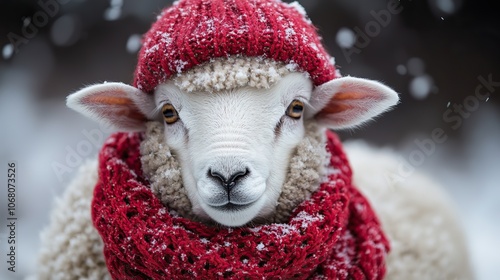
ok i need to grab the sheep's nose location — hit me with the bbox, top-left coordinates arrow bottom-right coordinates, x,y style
208,168 -> 249,191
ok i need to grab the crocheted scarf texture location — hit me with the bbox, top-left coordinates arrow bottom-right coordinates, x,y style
92,130 -> 389,279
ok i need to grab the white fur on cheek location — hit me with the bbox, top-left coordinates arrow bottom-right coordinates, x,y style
153,73 -> 313,226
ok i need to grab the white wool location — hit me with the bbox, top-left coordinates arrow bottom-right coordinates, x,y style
285,61 -> 299,72
36,159 -> 110,280
344,141 -> 473,280
173,56 -> 293,93
235,69 -> 249,85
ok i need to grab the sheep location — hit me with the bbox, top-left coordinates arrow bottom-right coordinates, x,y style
36,0 -> 473,278
36,69 -> 472,279
64,71 -> 399,226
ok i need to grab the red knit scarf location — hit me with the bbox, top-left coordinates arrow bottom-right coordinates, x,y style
92,131 -> 389,279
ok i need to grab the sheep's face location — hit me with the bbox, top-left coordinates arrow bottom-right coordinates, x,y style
67,70 -> 398,227
154,73 -> 312,226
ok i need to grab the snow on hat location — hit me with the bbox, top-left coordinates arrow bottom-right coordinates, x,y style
134,0 -> 339,93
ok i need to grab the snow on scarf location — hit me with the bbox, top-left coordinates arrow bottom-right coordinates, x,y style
92,130 -> 389,279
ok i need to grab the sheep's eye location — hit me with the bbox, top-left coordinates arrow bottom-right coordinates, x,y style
286,100 -> 304,119
162,103 -> 179,124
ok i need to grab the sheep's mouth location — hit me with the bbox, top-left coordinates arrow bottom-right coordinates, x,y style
210,202 -> 254,212
202,196 -> 266,226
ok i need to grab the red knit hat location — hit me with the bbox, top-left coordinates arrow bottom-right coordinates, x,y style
134,0 -> 338,93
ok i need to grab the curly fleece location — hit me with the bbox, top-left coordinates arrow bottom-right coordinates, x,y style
37,160 -> 110,280
173,56 -> 298,93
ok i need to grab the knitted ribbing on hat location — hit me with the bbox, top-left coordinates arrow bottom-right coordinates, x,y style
134,0 -> 337,93
139,121 -> 329,224
92,131 -> 390,279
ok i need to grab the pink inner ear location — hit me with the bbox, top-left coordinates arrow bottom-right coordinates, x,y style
84,95 -> 134,106
315,92 -> 361,118
316,102 -> 349,116
334,91 -> 367,100
312,76 -> 398,129
81,91 -> 149,124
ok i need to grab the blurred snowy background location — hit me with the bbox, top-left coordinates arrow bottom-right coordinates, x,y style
0,0 -> 498,279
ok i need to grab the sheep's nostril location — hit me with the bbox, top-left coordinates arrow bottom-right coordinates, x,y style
208,169 -> 226,184
208,168 -> 250,191
228,169 -> 249,186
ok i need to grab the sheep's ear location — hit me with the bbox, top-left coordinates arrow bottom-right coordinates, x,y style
66,82 -> 156,131
306,76 -> 399,129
